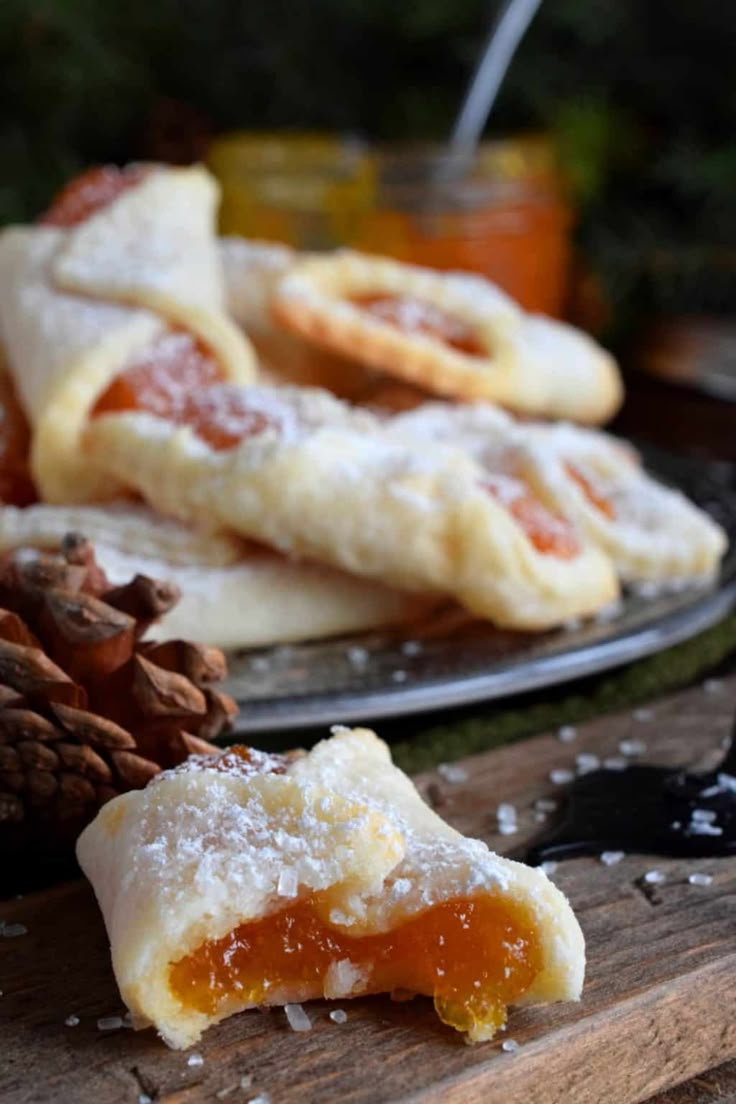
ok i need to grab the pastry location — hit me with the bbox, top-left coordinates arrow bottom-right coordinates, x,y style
0,164 -> 256,502
389,403 -> 728,583
219,236 -> 295,335
77,726 -> 585,1049
0,502 -> 430,648
83,383 -> 619,630
271,250 -> 623,424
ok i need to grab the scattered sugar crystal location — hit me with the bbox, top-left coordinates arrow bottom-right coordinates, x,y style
691,808 -> 717,824
437,763 -> 468,784
603,757 -> 627,771
501,1039 -> 520,1053
139,1095 -> 152,1104
575,753 -> 600,774
549,768 -> 574,785
703,678 -> 723,694
64,1014 -> 80,1027
717,772 -> 736,793
329,1009 -> 348,1024
557,725 -> 577,743
534,811 -> 548,823
535,798 -> 558,813
600,851 -> 625,866
97,1016 -> 124,1032
619,738 -> 646,757
284,1003 -> 312,1032
643,870 -> 665,885
400,640 -> 423,657
246,1095 -> 271,1104
688,872 -> 713,887
249,656 -> 271,673
496,803 -> 517,823
633,708 -> 653,722
346,646 -> 369,668
498,822 -> 518,836
187,1053 -> 204,1067
540,861 -> 558,877
687,821 -> 723,837
391,669 -> 408,683
277,868 -> 299,898
2,923 -> 27,938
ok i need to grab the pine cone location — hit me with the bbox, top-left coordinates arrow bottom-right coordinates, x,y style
0,534 -> 238,888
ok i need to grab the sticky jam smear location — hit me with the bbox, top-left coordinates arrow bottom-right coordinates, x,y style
566,464 -> 616,520
169,893 -> 541,1039
39,164 -> 147,228
352,294 -> 487,358
484,476 -> 580,559
0,372 -> 37,507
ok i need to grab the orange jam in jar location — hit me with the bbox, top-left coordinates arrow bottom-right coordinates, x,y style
349,138 -> 571,316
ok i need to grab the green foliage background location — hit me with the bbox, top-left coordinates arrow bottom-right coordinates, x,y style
1,0 -> 734,327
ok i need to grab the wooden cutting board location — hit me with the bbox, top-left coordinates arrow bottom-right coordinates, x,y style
1,675 -> 735,1104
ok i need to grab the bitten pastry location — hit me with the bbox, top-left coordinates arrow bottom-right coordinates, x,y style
77,727 -> 585,1049
0,503 -> 430,648
83,383 -> 619,630
0,164 -> 256,502
272,250 -> 623,424
389,403 -> 728,584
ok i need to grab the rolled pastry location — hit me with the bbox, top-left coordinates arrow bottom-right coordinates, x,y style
0,503 -> 429,649
0,165 -> 256,503
83,384 -> 618,630
77,726 -> 585,1049
389,403 -> 728,583
271,250 -> 623,425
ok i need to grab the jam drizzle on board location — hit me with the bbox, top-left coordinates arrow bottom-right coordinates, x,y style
352,294 -> 487,358
526,719 -> 736,864
39,165 -> 147,228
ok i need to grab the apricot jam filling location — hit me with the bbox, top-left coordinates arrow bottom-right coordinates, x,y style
352,294 -> 486,358
169,893 -> 542,1037
484,476 -> 580,559
91,335 -> 281,452
40,164 -> 147,228
0,372 -> 37,507
566,463 -> 616,520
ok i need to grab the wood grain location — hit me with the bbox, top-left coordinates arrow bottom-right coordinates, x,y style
1,675 -> 735,1104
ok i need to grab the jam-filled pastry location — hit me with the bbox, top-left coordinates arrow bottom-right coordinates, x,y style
83,384 -> 618,630
219,236 -> 295,335
271,250 -> 623,425
519,422 -> 728,582
389,403 -> 728,584
77,727 -> 585,1049
0,502 -> 430,648
0,164 -> 255,503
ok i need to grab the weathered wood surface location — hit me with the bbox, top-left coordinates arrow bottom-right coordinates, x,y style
1,674 -> 735,1104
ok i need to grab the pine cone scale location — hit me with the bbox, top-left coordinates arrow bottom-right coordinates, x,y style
0,541 -> 237,882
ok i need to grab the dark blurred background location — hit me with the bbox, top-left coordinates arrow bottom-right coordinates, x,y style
1,0 -> 735,353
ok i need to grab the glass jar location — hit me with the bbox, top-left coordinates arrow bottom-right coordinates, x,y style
207,131 -> 373,251
348,136 -> 572,317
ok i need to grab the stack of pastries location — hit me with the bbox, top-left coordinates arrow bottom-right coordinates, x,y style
0,163 -> 726,644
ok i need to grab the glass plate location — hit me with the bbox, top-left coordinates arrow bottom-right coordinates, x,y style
224,448 -> 736,733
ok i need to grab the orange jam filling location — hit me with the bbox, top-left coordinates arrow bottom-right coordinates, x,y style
39,165 -> 147,227
352,294 -> 486,358
566,463 -> 616,520
92,332 -> 224,421
0,372 -> 37,507
484,477 -> 580,559
91,335 -> 279,451
169,893 -> 542,1038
